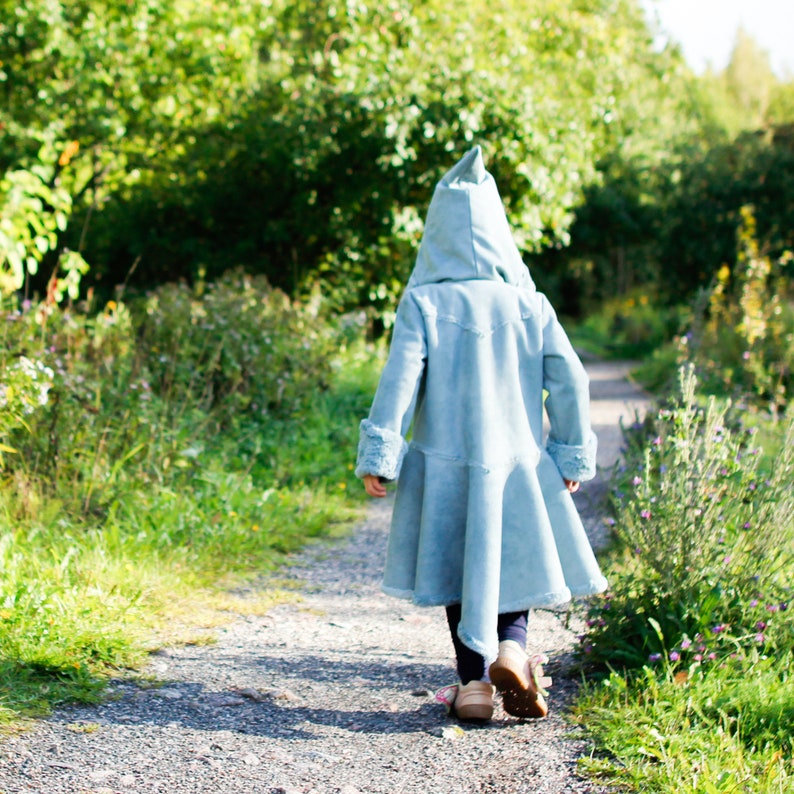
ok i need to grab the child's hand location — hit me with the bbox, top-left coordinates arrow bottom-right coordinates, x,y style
364,474 -> 388,498
564,479 -> 580,494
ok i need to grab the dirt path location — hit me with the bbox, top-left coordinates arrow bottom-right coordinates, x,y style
0,362 -> 650,794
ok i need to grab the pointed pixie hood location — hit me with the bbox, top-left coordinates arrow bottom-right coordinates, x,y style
407,146 -> 534,291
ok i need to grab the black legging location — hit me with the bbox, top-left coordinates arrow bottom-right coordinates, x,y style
445,604 -> 528,684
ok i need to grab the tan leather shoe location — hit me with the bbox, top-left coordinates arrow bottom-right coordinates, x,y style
453,680 -> 494,721
488,640 -> 551,718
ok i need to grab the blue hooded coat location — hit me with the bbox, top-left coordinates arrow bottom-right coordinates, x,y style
356,146 -> 607,661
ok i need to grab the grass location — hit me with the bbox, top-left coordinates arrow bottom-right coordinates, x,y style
0,283 -> 383,726
573,656 -> 793,793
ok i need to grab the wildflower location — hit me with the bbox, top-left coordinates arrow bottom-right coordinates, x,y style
648,653 -> 662,662
711,624 -> 726,634
669,651 -> 680,662
767,604 -> 780,613
755,633 -> 765,643
603,517 -> 616,527
652,436 -> 662,446
693,654 -> 703,661
708,652 -> 717,661
756,621 -> 767,631
640,510 -> 651,520
659,464 -> 668,473
743,522 -> 751,530
750,599 -> 759,608
742,351 -> 751,360
680,638 -> 692,650
632,476 -> 642,486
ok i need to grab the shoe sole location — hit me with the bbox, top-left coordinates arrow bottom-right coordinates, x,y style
488,658 -> 549,719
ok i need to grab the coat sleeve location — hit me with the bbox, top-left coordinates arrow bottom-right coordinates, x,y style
355,293 -> 427,480
540,294 -> 598,482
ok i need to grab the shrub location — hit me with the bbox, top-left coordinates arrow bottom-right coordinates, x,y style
136,271 -> 337,424
579,365 -> 793,673
686,207 -> 794,412
570,288 -> 685,359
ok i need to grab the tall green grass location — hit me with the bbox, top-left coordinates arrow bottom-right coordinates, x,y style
0,274 -> 380,723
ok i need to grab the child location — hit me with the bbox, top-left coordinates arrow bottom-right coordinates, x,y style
355,146 -> 607,721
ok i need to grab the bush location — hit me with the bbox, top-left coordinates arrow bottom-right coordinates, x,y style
569,288 -> 685,359
136,270 -> 337,424
0,275 -> 373,720
686,208 -> 794,412
578,365 -> 793,673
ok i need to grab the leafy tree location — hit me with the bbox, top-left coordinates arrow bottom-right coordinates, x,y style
3,0 -> 701,314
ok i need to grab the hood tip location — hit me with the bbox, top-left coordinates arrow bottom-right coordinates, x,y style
444,145 -> 487,186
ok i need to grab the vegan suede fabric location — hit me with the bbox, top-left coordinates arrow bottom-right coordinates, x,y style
356,146 -> 607,661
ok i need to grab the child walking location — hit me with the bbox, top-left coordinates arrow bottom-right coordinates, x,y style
355,146 -> 607,721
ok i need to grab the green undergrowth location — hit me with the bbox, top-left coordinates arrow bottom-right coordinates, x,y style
0,274 -> 381,724
573,655 -> 793,793
573,365 -> 793,791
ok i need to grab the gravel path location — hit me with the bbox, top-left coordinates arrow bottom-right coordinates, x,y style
0,361 -> 650,794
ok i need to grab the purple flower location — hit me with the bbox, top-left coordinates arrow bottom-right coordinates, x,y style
767,604 -> 780,613
755,633 -> 765,644
749,599 -> 759,608
652,436 -> 662,446
711,624 -> 726,634
693,653 -> 703,661
743,522 -> 752,530
632,476 -> 642,486
640,510 -> 652,520
756,621 -> 767,631
648,653 -> 662,662
659,464 -> 668,474
669,651 -> 680,662
680,638 -> 692,650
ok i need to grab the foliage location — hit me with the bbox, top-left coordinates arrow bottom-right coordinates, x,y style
550,129 -> 794,314
136,270 -> 337,423
0,278 -> 376,721
578,365 -> 793,674
2,0 -> 704,314
0,143 -> 89,300
567,287 -> 684,359
685,208 -> 794,412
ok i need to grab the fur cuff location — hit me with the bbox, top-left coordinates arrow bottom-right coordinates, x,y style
546,431 -> 598,482
355,419 -> 409,480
